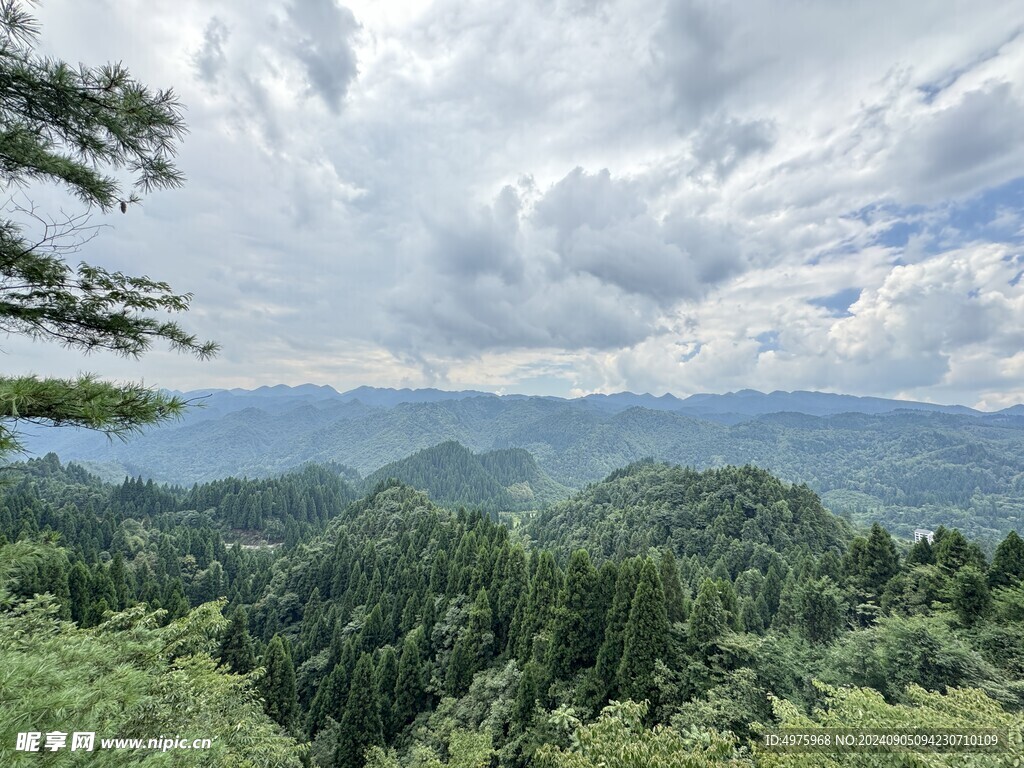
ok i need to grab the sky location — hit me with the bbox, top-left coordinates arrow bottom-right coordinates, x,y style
9,0 -> 1024,408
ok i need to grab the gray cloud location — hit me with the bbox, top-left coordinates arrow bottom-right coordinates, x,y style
285,0 -> 360,113
194,17 -> 229,84
650,0 -> 759,125
19,0 -> 1024,407
889,82 -> 1024,204
690,114 -> 776,180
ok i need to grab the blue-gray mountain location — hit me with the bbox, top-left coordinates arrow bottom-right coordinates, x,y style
16,385 -> 1024,542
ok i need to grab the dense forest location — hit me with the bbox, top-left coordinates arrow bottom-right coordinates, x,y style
360,442 -> 569,512
4,454 -> 1024,765
28,393 -> 1024,544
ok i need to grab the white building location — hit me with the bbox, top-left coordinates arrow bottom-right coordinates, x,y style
914,528 -> 935,544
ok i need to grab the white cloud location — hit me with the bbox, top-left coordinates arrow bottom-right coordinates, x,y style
9,0 -> 1024,407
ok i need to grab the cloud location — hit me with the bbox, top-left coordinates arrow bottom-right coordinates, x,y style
194,17 -> 229,84
650,0 -> 759,124
827,245 -> 1024,390
284,0 -> 360,113
888,82 -> 1024,204
17,0 -> 1024,409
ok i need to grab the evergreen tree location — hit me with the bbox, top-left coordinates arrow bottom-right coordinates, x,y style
362,603 -> 387,652
906,537 -> 935,567
688,578 -> 727,654
739,595 -> 765,634
935,528 -> 984,574
951,566 -> 992,627
659,549 -> 688,624
394,631 -> 425,729
761,562 -> 785,614
0,1 -> 216,458
548,549 -> 601,679
446,632 -> 475,698
990,531 -> 1024,587
847,523 -> 900,598
335,653 -> 383,768
261,635 -> 298,730
516,551 -> 560,660
593,558 -> 639,702
67,560 -> 90,625
219,607 -> 255,674
375,646 -> 399,742
511,660 -> 540,733
772,571 -> 799,630
617,558 -> 669,703
795,577 -> 844,644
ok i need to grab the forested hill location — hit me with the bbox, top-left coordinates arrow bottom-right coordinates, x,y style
361,442 -> 568,511
526,462 -> 851,568
21,395 -> 1024,542
7,452 -> 1024,765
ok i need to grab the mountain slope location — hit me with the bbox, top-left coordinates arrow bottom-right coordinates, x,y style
361,441 -> 568,510
18,389 -> 1024,542
527,461 -> 851,568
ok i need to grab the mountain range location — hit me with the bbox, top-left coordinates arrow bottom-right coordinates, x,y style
15,385 -> 1024,542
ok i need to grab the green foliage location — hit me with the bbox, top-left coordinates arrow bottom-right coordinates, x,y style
220,607 -> 255,674
825,614 -> 1024,706
793,577 -> 844,644
262,635 -> 298,730
535,700 -> 752,767
951,566 -> 992,627
0,0 -> 215,456
618,559 -> 669,704
528,463 -> 850,571
0,554 -> 302,765
11,445 -> 1024,768
689,579 -> 728,655
35,395 -> 1024,542
990,531 -> 1024,587
336,653 -> 384,768
362,441 -> 567,512
548,549 -> 601,679
757,682 -> 1024,767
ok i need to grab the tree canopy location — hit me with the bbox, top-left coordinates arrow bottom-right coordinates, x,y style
0,0 -> 215,456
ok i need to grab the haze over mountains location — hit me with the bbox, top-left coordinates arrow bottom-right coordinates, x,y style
163,384 -> 1007,420
15,385 -> 1024,543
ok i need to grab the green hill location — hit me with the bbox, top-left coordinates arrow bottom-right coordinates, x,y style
526,461 -> 851,570
360,441 -> 568,511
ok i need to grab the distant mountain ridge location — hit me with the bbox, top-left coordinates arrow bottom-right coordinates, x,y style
163,384 -> 1005,420
17,384 -> 1024,542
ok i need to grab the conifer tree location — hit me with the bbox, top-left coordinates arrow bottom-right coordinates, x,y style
219,607 -> 256,674
935,528 -> 984,574
795,577 -> 844,644
906,537 -> 935,567
688,578 -> 727,655
375,646 -> 399,742
511,660 -> 540,733
659,549 -> 687,624
362,603 -> 386,652
761,562 -> 785,614
0,1 -> 216,457
548,549 -> 601,679
739,595 -> 764,634
594,557 -> 639,702
261,634 -> 298,730
516,551 -> 560,660
952,566 -> 992,627
67,560 -> 90,625
990,531 -> 1024,587
617,558 -> 669,703
394,631 -> 425,728
335,653 -> 383,768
